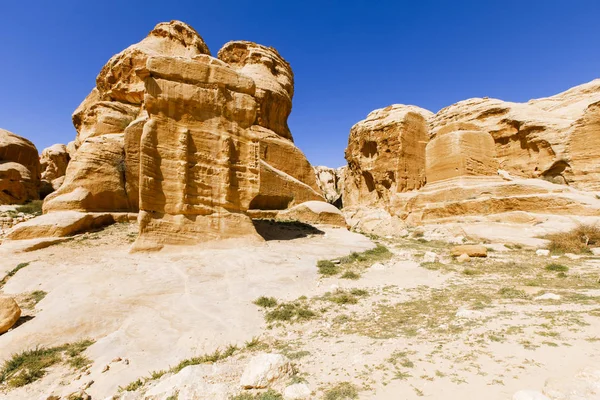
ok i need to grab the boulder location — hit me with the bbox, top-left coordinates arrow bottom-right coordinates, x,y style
0,128 -> 40,204
144,365 -> 230,399
343,104 -> 433,209
239,353 -> 293,389
39,143 -> 70,196
277,201 -> 347,228
5,211 -> 115,240
0,296 -> 21,334
451,245 -> 488,258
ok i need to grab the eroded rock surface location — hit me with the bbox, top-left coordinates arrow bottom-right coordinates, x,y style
39,144 -> 70,197
0,129 -> 40,204
343,105 -> 433,209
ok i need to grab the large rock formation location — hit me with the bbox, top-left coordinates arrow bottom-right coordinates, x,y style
431,79 -> 600,187
342,80 -> 600,226
39,21 -> 322,248
0,129 -> 40,204
343,105 -> 433,209
0,297 -> 21,334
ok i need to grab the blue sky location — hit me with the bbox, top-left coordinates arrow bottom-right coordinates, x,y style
1,1 -> 599,167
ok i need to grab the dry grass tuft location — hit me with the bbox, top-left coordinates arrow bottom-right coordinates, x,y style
545,224 -> 600,254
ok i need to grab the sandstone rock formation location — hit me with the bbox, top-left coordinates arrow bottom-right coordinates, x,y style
343,105 -> 433,209
37,21 -> 322,248
0,296 -> 21,334
431,79 -> 600,187
0,129 -> 40,204
39,143 -> 70,197
314,166 -> 345,207
5,211 -> 115,240
341,80 -> 600,226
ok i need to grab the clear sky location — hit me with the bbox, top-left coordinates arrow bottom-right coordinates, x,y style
1,1 -> 599,167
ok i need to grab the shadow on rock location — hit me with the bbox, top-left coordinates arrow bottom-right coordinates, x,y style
252,219 -> 325,241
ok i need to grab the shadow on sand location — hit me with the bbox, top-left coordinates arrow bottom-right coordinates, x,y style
252,219 -> 325,241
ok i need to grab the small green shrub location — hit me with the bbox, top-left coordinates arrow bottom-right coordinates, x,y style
15,200 -> 43,215
317,260 -> 339,276
341,271 -> 360,280
499,287 -> 528,299
253,296 -> 278,308
545,263 -> 569,272
324,381 -> 359,399
265,302 -> 316,323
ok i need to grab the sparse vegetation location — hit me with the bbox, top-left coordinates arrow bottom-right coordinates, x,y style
264,301 -> 316,323
253,296 -> 278,308
545,263 -> 569,272
231,390 -> 283,400
0,340 -> 94,388
323,381 -> 359,399
0,262 -> 30,288
15,200 -> 43,215
545,224 -> 600,254
122,379 -> 143,392
499,287 -> 528,299
316,244 -> 392,277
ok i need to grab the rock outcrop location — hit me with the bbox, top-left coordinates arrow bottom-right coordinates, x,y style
0,297 -> 21,334
39,143 -> 70,197
343,105 -> 433,209
276,201 -> 347,228
0,129 -> 41,204
431,79 -> 600,187
37,21 -> 322,248
342,80 -> 600,226
314,166 -> 345,207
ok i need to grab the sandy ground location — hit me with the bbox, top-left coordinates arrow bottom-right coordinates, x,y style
1,219 -> 600,399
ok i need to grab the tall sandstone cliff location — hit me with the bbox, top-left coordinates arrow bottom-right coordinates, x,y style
343,80 -> 600,223
42,21 -> 322,249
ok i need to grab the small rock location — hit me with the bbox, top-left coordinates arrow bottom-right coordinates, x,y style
240,353 -> 293,389
124,359 -> 130,365
456,253 -> 471,263
550,255 -> 560,259
0,296 -> 21,334
534,293 -> 561,301
102,365 -> 110,373
331,259 -> 341,265
451,245 -> 487,257
564,253 -> 582,260
371,262 -> 386,270
284,383 -> 311,399
455,308 -> 484,319
423,251 -> 438,263
329,284 -> 339,291
112,357 -> 122,363
536,249 -> 550,256
512,390 -> 550,400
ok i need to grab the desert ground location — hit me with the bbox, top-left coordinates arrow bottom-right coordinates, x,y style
2,210 -> 599,399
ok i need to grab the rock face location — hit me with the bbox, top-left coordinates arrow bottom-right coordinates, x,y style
314,166 -> 345,207
42,21 -> 321,248
39,143 -> 70,197
0,296 -> 21,334
426,128 -> 498,183
0,129 -> 41,204
431,79 -> 600,187
342,80 -> 600,225
343,105 -> 433,209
